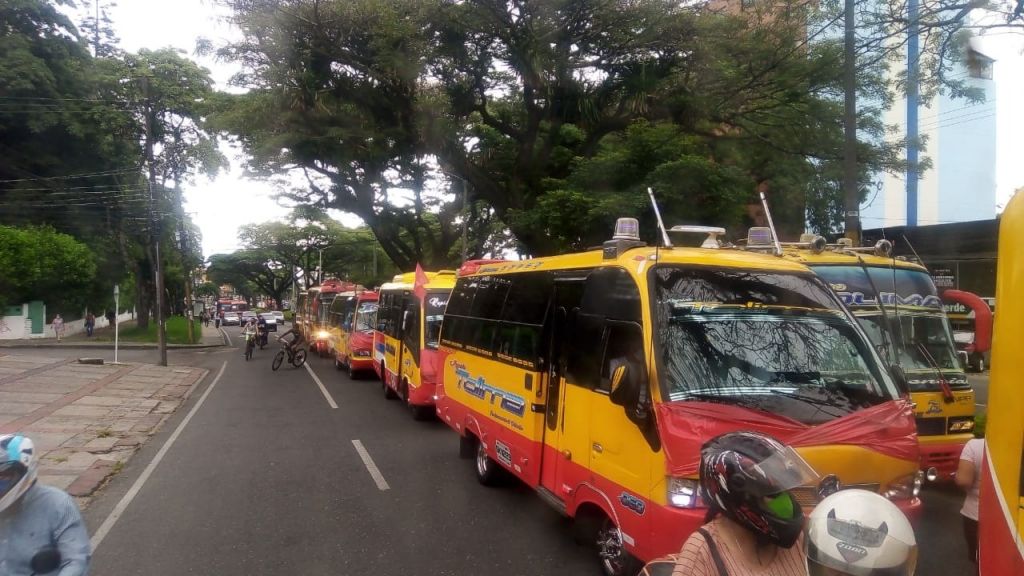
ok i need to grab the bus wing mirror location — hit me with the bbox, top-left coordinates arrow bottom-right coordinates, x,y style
609,361 -> 641,407
889,364 -> 910,396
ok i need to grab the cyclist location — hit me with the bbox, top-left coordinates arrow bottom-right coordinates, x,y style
655,431 -> 817,576
804,489 -> 918,575
0,434 -> 91,575
241,318 -> 258,356
277,325 -> 305,356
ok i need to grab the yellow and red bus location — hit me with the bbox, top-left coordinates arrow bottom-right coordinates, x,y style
328,290 -> 379,378
780,243 -> 975,481
373,270 -> 456,420
435,221 -> 921,573
978,189 -> 1024,574
305,279 -> 361,357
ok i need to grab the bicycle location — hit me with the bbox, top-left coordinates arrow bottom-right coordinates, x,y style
244,332 -> 256,361
272,341 -> 307,371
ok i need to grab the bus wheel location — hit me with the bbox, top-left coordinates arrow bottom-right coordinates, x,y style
595,516 -> 642,576
411,404 -> 433,421
383,376 -> 398,400
347,361 -> 359,380
474,440 -> 503,486
334,353 -> 344,371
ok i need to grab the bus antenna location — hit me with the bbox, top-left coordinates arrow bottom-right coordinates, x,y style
759,192 -> 783,256
647,187 -> 673,248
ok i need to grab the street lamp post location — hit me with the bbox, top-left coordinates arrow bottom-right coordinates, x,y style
113,284 -> 120,364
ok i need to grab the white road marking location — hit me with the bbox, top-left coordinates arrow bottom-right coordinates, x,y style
91,361 -> 228,550
351,439 -> 390,491
219,327 -> 231,347
303,362 -> 338,409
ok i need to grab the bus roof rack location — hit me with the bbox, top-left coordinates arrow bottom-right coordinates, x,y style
668,225 -> 725,249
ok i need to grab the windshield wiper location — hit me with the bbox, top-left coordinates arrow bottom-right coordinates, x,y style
767,389 -> 846,418
771,371 -> 822,385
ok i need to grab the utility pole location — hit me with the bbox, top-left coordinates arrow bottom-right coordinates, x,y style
142,76 -> 168,366
176,188 -> 195,344
461,178 -> 469,262
906,0 -> 920,227
93,1 -> 100,56
842,0 -> 860,244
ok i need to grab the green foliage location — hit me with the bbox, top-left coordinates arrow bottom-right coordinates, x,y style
0,225 -> 97,313
115,316 -> 200,345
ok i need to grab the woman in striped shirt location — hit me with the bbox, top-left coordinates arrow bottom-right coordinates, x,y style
645,432 -> 816,576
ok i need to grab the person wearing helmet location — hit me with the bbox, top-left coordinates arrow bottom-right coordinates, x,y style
804,489 -> 917,576
0,434 -> 91,575
666,431 -> 818,576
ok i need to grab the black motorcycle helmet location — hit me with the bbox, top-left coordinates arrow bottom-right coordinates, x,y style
699,431 -> 819,549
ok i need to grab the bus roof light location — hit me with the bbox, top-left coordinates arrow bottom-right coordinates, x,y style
613,218 -> 641,241
747,227 -> 774,247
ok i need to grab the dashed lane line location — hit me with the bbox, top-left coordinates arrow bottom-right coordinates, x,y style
303,362 -> 339,409
351,439 -> 390,491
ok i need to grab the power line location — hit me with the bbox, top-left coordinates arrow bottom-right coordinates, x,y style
919,108 -> 997,130
0,168 -> 138,183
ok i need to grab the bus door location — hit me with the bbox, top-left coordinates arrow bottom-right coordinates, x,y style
540,277 -> 590,499
398,293 -> 421,392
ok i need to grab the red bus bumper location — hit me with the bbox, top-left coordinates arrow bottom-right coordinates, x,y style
349,356 -> 375,373
918,440 -> 967,481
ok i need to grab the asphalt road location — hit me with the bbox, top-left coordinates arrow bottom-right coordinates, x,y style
59,331 -> 976,575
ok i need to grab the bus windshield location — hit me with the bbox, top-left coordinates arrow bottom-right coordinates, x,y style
856,312 -> 962,376
653,267 -> 899,424
355,302 -> 378,332
425,292 -> 449,349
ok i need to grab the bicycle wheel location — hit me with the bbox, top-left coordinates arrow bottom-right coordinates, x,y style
292,349 -> 307,367
272,350 -> 285,371
245,342 -> 253,361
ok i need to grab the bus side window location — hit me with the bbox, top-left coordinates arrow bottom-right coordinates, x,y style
601,323 -> 646,394
565,311 -> 605,389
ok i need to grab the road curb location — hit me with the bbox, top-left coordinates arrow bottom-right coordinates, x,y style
0,342 -> 225,350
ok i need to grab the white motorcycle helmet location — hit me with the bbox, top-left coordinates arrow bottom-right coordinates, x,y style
805,489 -> 917,576
0,434 -> 38,513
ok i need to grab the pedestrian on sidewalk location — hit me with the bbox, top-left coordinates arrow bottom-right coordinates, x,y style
106,309 -> 116,327
0,434 -> 91,575
956,430 -> 985,572
84,312 -> 95,337
51,315 -> 64,342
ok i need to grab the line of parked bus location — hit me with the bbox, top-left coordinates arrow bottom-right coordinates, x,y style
290,214 -> 1016,575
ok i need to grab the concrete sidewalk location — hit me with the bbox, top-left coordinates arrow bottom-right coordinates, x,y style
0,353 -> 208,503
0,321 -> 226,349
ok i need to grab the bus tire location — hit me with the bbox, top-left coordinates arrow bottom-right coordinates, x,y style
411,404 -> 433,421
594,514 -> 643,576
334,353 -> 344,371
383,374 -> 398,400
474,439 -> 503,486
348,361 -> 360,380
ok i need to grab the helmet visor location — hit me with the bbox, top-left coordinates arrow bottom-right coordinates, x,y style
0,461 -> 27,499
740,445 -> 819,496
806,511 -> 919,576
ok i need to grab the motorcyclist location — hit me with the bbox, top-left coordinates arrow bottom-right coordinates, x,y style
644,431 -> 817,576
804,489 -> 918,576
256,314 -> 268,347
0,434 -> 91,575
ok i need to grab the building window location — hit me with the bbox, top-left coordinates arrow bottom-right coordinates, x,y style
967,49 -> 993,80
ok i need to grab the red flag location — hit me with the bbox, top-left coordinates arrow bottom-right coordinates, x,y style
413,263 -> 429,302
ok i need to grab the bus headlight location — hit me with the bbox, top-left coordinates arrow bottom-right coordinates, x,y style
884,472 -> 923,499
667,477 -> 700,508
316,331 -> 330,340
354,349 -> 371,357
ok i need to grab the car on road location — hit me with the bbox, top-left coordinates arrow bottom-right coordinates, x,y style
272,310 -> 285,324
221,312 -> 240,326
240,311 -> 258,326
259,312 -> 278,332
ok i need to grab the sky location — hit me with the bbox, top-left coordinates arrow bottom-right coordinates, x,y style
95,0 -> 1024,257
